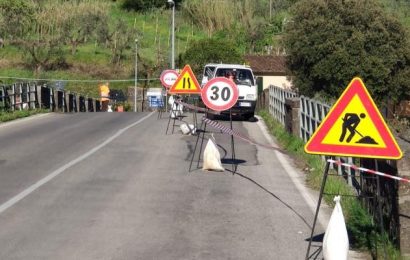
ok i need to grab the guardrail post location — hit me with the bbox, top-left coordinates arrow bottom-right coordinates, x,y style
53,89 -> 59,112
88,98 -> 94,112
65,91 -> 70,112
29,84 -> 35,109
84,96 -> 89,112
76,95 -> 80,112
49,87 -> 55,111
284,97 -> 300,137
36,85 -> 42,109
8,84 -> 15,111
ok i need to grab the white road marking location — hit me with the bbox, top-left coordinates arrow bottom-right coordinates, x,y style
0,112 -> 155,214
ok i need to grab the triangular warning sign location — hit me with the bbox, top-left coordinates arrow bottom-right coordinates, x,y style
305,77 -> 402,159
168,65 -> 201,94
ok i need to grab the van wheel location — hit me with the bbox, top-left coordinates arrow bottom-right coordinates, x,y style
245,112 -> 256,122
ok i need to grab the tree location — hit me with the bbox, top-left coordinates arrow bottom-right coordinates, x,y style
180,38 -> 243,75
108,19 -> 137,65
0,0 -> 36,40
60,2 -> 109,55
283,0 -> 410,104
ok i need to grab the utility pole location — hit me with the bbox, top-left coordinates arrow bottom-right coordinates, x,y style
134,39 -> 138,112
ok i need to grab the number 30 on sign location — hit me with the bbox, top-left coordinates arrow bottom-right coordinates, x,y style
201,77 -> 239,111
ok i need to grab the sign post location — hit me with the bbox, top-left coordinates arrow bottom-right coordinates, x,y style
168,65 -> 201,95
189,77 -> 239,172
304,77 -> 403,259
304,77 -> 402,159
160,69 -> 179,116
166,65 -> 202,134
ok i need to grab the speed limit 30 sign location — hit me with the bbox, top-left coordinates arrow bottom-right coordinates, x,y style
201,77 -> 239,111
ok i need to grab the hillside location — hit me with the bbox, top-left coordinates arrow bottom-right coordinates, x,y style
0,0 -> 409,98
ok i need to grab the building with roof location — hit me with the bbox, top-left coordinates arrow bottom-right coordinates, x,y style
244,55 -> 292,91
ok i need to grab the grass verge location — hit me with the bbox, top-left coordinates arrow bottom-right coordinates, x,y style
258,109 -> 402,259
0,109 -> 49,123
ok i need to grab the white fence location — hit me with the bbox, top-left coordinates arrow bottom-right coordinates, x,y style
300,95 -> 331,142
268,85 -> 358,187
268,85 -> 298,126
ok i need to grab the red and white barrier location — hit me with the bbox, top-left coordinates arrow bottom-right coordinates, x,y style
328,159 -> 410,183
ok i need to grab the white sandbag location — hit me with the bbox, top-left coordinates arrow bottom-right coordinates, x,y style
178,102 -> 184,114
170,102 -> 183,118
170,103 -> 180,118
180,123 -> 196,135
323,196 -> 349,260
202,137 -> 224,171
107,105 -> 113,112
168,95 -> 175,105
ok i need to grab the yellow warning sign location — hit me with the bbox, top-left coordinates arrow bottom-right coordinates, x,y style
168,65 -> 201,94
305,77 -> 402,159
321,94 -> 386,148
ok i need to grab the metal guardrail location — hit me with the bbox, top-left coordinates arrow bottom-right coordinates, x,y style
1,83 -> 38,111
0,82 -> 101,112
268,85 -> 358,183
299,95 -> 331,143
268,85 -> 298,126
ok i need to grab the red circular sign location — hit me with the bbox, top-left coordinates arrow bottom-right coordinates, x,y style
201,77 -> 239,111
160,70 -> 179,89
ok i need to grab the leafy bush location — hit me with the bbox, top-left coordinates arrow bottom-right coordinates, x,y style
180,38 -> 243,75
284,0 -> 410,104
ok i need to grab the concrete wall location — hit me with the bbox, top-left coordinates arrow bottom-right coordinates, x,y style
261,75 -> 292,90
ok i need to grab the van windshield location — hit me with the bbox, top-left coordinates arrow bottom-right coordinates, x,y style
215,68 -> 254,86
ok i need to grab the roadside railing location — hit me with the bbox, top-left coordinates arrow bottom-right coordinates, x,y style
267,84 -> 404,249
299,95 -> 331,143
268,85 -> 298,126
0,82 -> 101,113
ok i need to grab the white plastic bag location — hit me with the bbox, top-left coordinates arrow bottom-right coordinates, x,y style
169,96 -> 183,118
168,95 -> 175,105
202,136 -> 224,171
170,103 -> 178,118
180,123 -> 196,135
323,196 -> 349,260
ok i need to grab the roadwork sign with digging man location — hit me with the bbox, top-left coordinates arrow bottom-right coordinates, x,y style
305,77 -> 402,159
339,112 -> 378,145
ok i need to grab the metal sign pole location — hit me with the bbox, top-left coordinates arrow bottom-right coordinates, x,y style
375,160 -> 387,260
305,161 -> 331,260
189,110 -> 207,172
230,109 -> 237,173
166,99 -> 177,135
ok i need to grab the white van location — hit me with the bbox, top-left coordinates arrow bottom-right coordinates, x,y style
201,63 -> 257,119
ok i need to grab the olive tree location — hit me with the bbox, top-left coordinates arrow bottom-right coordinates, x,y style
283,0 -> 410,104
0,0 -> 36,40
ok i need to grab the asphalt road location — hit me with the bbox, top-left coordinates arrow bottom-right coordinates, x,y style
0,112 -> 325,259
